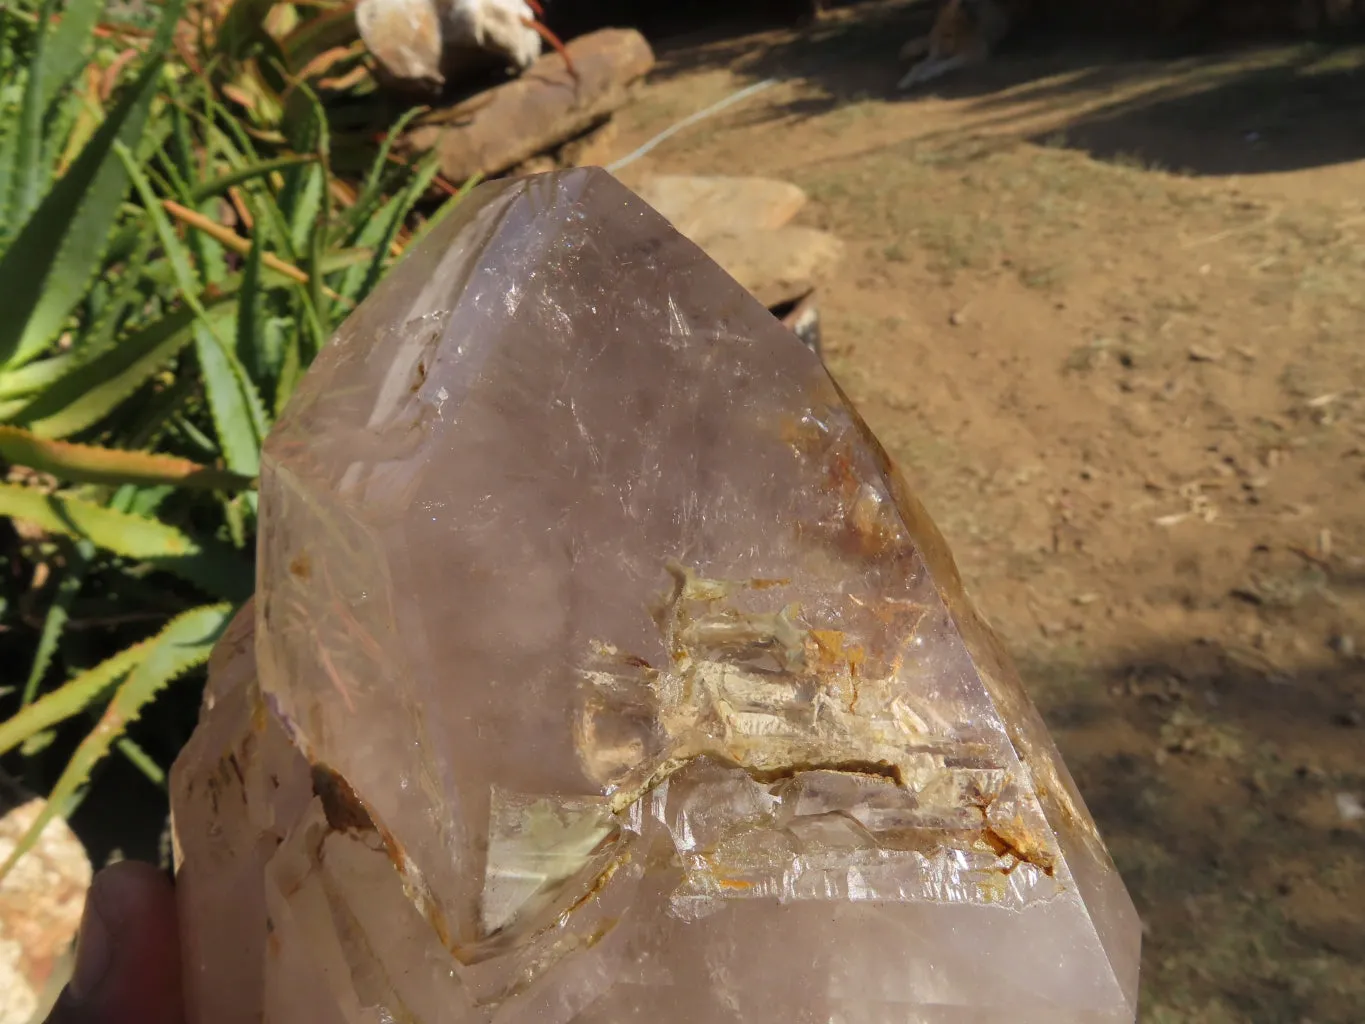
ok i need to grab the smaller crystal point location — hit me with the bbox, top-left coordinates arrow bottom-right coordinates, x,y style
172,168 -> 1141,1024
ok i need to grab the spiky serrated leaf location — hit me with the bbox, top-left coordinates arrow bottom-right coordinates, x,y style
57,229 -> 155,367
7,0 -> 58,230
279,86 -> 328,255
0,425 -> 255,489
193,321 -> 265,476
120,143 -> 274,456
0,483 -> 252,599
12,299 -> 234,438
0,602 -> 234,880
0,628 -> 142,757
0,351 -> 75,401
40,0 -> 103,112
0,0 -> 185,369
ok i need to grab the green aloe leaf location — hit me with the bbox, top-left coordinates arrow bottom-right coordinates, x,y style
118,140 -> 271,449
0,602 -> 234,882
0,425 -> 255,490
0,351 -> 76,401
0,0 -> 187,369
40,0 -> 103,113
7,0 -> 59,230
12,299 -> 231,439
0,632 -> 143,758
194,321 -> 264,477
0,483 -> 252,600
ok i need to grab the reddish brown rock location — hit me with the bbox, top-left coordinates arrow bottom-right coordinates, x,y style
405,29 -> 654,182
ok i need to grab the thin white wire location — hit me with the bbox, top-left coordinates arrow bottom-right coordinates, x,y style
605,77 -> 781,173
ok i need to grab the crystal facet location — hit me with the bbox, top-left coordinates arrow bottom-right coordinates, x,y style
171,167 -> 1141,1024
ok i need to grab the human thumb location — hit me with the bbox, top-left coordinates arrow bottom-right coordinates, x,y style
45,859 -> 185,1024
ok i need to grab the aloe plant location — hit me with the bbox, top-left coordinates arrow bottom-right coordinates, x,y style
0,0 -> 474,878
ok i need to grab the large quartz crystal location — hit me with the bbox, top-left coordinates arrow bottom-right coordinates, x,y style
170,168 -> 1141,1024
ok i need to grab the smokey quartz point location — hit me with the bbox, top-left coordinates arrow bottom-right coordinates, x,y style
170,168 -> 1141,1024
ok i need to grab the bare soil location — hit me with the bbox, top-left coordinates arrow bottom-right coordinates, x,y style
610,4 -> 1365,1020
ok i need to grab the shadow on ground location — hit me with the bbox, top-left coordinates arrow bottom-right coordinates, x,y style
1024,639 -> 1365,1021
633,0 -> 1365,178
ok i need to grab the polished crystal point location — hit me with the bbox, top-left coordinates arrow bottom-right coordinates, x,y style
171,168 -> 1141,1024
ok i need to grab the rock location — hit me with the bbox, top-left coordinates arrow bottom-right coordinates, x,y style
633,174 -> 808,240
0,787 -> 91,1024
356,0 -> 444,87
629,174 -> 837,309
172,168 -> 1141,1024
406,29 -> 654,182
444,0 -> 542,71
356,0 -> 543,88
701,225 -> 845,308
1336,792 -> 1365,823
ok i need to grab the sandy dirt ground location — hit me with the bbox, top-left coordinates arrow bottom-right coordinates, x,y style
608,4 -> 1365,1020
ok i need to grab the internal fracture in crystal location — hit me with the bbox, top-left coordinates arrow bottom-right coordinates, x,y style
171,167 -> 1142,1024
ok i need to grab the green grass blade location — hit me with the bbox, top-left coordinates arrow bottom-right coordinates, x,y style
340,104 -> 427,243
189,155 -> 315,204
0,602 -> 234,881
0,40 -> 166,368
338,188 -> 403,303
19,538 -> 92,705
116,140 -> 200,288
115,735 -> 166,788
220,146 -> 301,264
168,106 -> 229,288
0,483 -> 253,599
346,154 -> 442,305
